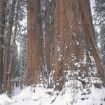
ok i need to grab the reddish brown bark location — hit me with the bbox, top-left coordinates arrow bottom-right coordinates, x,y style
27,0 -> 105,89
27,0 -> 42,85
52,0 -> 105,90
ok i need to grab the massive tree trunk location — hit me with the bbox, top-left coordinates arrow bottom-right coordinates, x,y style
27,0 -> 42,85
52,0 -> 105,90
27,0 -> 105,89
0,0 -> 6,93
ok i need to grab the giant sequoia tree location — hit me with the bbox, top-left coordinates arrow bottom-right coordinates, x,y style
27,0 -> 42,84
27,0 -> 105,90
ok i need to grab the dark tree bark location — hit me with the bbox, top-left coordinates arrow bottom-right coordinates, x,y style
3,0 -> 16,93
0,0 -> 6,93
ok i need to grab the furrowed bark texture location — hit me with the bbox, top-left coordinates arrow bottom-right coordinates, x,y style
27,0 -> 105,89
52,0 -> 105,89
27,0 -> 42,85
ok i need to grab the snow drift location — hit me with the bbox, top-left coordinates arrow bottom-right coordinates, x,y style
0,82 -> 105,105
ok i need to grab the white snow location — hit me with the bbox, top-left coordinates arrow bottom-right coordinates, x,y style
0,94 -> 13,105
76,42 -> 79,45
75,62 -> 81,68
0,83 -> 105,105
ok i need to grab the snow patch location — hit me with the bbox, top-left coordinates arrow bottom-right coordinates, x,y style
0,83 -> 105,105
0,94 -> 13,105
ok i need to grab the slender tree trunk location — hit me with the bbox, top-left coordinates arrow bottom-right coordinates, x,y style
3,0 -> 16,93
0,0 -> 6,93
41,0 -> 54,85
7,0 -> 20,93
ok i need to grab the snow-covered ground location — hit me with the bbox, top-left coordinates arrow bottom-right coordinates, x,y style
0,82 -> 105,105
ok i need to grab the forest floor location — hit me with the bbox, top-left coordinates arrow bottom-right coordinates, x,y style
0,82 -> 105,105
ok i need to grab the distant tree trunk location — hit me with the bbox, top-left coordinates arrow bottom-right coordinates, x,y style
40,0 -> 54,85
10,0 -> 19,91
52,0 -> 105,90
3,0 -> 16,93
27,0 -> 42,85
40,0 -> 51,85
0,0 -> 6,93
